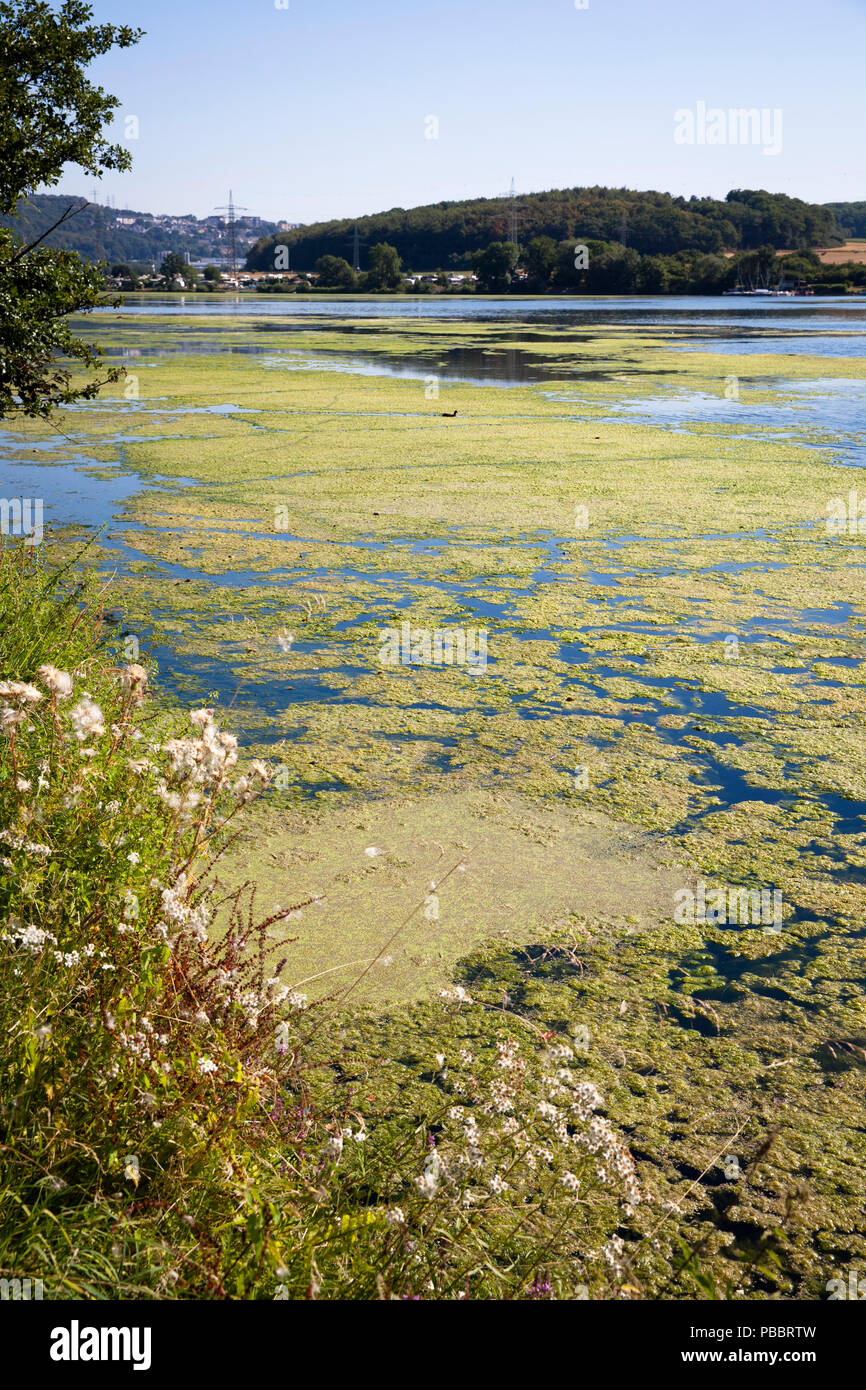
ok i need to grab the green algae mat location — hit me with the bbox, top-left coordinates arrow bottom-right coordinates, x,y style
4,308 -> 866,1296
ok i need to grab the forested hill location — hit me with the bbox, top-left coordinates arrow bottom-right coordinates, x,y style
824,202 -> 866,238
247,187 -> 843,273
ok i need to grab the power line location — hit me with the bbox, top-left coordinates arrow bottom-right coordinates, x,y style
214,189 -> 249,280
498,177 -> 526,245
345,223 -> 368,272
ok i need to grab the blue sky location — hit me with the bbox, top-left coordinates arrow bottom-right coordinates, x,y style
53,0 -> 866,221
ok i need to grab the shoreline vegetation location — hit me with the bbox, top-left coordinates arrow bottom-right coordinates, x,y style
0,542 -> 657,1300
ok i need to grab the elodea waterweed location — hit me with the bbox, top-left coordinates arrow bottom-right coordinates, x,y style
0,544 -> 647,1299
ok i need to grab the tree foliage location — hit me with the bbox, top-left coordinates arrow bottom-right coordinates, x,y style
314,254 -> 357,289
247,186 -> 842,275
365,242 -> 402,290
473,241 -> 519,292
0,0 -> 142,215
0,0 -> 143,419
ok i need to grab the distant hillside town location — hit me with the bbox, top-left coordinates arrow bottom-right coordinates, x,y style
0,193 -> 302,269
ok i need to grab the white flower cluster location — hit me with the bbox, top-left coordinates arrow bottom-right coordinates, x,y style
0,829 -> 51,857
6,920 -> 58,952
38,665 -> 73,698
0,679 -> 43,733
576,1115 -> 641,1212
69,697 -> 105,742
159,873 -> 210,944
409,1032 -> 641,1236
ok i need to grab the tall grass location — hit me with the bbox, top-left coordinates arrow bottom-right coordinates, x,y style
0,541 -> 644,1299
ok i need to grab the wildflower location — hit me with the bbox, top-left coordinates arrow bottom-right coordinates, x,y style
0,680 -> 42,704
0,831 -> 51,857
489,1174 -> 508,1194
438,984 -> 473,1004
434,1052 -> 446,1071
189,708 -> 214,728
123,1155 -> 141,1187
8,923 -> 57,952
384,1208 -> 405,1226
571,1081 -> 603,1119
194,1010 -> 210,1028
197,1057 -> 217,1075
286,990 -> 308,1010
416,1149 -> 441,1199
274,1021 -> 290,1054
324,1133 -> 344,1163
561,1171 -> 580,1192
69,697 -> 105,741
119,664 -> 147,700
249,758 -> 271,783
233,775 -> 252,803
602,1235 -> 625,1277
127,851 -> 140,865
265,976 -> 289,1004
0,705 -> 26,732
37,665 -> 73,698
16,778 -> 31,792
